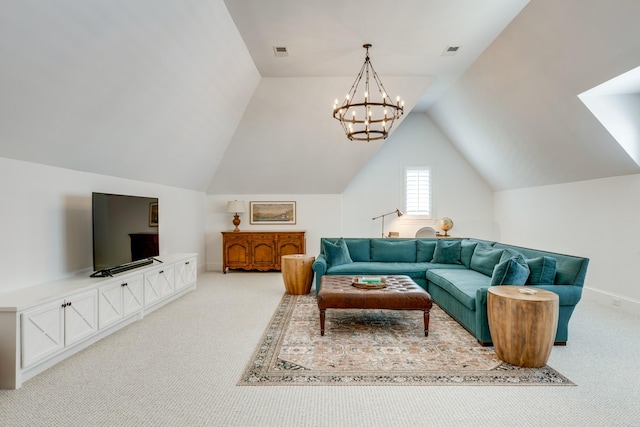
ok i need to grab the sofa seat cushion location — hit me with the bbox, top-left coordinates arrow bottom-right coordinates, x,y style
327,262 -> 429,281
427,269 -> 491,311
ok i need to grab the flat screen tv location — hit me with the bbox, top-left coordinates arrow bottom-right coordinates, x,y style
91,192 -> 159,277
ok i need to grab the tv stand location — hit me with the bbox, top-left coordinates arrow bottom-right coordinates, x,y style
0,253 -> 197,389
90,258 -> 154,278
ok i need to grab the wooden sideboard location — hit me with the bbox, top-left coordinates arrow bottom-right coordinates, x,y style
222,231 -> 305,273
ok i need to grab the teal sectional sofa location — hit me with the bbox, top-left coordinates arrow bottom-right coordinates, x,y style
312,237 -> 589,345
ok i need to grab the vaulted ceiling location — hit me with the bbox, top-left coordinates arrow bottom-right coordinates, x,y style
1,0 -> 639,194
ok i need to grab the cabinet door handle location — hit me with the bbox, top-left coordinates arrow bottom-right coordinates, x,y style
121,283 -> 128,287
185,261 -> 190,265
159,270 -> 164,274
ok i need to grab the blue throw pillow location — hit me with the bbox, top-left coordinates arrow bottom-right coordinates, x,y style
432,239 -> 461,264
491,254 -> 530,286
526,256 -> 557,286
322,238 -> 352,267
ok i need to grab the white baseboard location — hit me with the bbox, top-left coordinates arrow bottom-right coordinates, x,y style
206,262 -> 224,272
582,287 -> 640,317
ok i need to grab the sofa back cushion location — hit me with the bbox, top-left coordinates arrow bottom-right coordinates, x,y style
322,238 -> 353,267
432,239 -> 462,264
493,243 -> 589,287
344,239 -> 371,262
470,244 -> 505,276
525,256 -> 557,286
416,240 -> 437,262
460,240 -> 479,268
370,239 -> 417,263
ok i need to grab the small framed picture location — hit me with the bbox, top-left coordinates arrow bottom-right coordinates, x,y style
149,202 -> 158,227
250,201 -> 296,225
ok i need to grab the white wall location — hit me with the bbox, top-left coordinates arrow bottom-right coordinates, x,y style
205,194 -> 341,271
205,113 -> 497,270
494,174 -> 640,316
0,157 -> 206,294
342,113 -> 495,239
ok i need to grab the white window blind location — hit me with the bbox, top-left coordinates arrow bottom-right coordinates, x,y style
405,167 -> 431,216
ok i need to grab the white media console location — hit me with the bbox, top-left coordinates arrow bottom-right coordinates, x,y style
0,253 -> 197,389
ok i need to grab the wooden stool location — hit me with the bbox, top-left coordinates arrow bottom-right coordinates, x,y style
281,254 -> 315,295
488,286 -> 559,368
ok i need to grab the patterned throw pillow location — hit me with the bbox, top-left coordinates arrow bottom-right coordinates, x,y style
322,238 -> 353,267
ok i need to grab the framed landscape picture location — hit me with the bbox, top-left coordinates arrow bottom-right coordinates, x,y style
250,201 -> 296,225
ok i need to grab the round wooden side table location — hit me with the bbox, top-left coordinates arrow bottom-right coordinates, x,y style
487,286 -> 559,368
281,254 -> 315,295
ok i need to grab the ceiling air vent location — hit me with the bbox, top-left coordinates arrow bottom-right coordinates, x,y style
441,46 -> 460,57
273,46 -> 288,57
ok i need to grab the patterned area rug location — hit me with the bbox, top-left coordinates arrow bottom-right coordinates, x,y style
238,293 -> 574,386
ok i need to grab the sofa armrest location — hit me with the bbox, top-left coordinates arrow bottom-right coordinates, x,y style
312,255 -> 328,276
313,255 -> 328,295
529,285 -> 582,306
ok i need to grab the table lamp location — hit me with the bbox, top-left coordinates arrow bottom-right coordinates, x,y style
227,200 -> 246,232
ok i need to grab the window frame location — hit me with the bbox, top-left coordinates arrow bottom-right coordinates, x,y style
403,166 -> 432,218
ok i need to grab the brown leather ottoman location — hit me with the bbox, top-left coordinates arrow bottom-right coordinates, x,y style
317,275 -> 433,336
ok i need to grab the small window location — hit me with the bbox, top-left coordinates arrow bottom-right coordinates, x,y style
404,167 -> 432,217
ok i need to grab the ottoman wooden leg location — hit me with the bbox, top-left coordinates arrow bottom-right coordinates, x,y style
320,309 -> 326,336
424,310 -> 430,337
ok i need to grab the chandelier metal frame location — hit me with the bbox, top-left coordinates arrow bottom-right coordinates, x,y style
333,44 -> 404,141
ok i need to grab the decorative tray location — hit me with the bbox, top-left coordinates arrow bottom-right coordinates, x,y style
352,277 -> 387,290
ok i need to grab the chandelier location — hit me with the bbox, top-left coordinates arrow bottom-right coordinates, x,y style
333,44 -> 404,141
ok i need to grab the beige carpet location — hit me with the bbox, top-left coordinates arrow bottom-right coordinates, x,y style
239,293 -> 574,386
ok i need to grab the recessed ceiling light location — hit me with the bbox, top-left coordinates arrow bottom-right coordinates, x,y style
273,46 -> 288,57
442,46 -> 460,57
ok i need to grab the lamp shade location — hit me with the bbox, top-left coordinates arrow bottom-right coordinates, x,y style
227,200 -> 246,213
